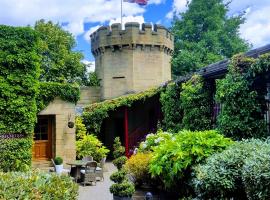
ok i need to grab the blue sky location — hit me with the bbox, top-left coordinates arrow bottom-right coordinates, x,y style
0,0 -> 270,69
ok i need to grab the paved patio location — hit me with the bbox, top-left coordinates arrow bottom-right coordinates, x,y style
78,162 -> 117,200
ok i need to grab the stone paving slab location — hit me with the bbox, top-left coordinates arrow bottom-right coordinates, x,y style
79,162 -> 116,200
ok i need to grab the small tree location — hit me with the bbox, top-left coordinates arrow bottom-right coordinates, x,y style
112,137 -> 127,170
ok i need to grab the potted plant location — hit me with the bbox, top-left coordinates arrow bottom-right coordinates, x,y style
110,170 -> 135,200
54,156 -> 63,174
110,181 -> 135,200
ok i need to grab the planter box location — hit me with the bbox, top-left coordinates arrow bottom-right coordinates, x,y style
113,195 -> 132,200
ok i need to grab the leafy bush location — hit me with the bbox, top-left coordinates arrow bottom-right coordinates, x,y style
242,141 -> 270,200
193,139 -> 270,199
149,130 -> 233,189
160,83 -> 183,132
113,137 -> 125,159
0,25 -> 40,171
110,170 -> 127,183
139,130 -> 173,152
181,74 -> 212,131
109,181 -> 135,197
75,116 -> 87,141
113,156 -> 128,170
54,156 -> 63,165
76,134 -> 109,161
124,152 -> 153,186
0,170 -> 78,199
216,55 -> 267,140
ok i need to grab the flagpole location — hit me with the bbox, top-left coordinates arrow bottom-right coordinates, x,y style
121,0 -> 123,29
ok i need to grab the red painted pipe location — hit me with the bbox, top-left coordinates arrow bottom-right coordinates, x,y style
124,107 -> 129,157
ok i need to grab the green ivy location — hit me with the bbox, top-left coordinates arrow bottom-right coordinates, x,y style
160,83 -> 183,132
0,25 -> 40,171
181,74 -> 212,131
216,55 -> 267,140
83,87 -> 161,134
36,82 -> 80,112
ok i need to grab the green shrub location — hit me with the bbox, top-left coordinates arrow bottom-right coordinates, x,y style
181,74 -> 212,131
149,130 -> 233,190
109,181 -> 135,197
139,130 -> 173,152
113,156 -> 128,170
242,141 -> 270,200
193,139 -> 270,199
76,134 -> 109,161
160,83 -> 183,132
0,171 -> 78,199
75,116 -> 87,140
124,152 -> 153,186
110,170 -> 127,183
113,137 -> 125,159
54,156 -> 63,165
0,25 -> 40,171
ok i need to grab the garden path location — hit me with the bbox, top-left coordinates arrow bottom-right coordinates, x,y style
79,162 -> 116,200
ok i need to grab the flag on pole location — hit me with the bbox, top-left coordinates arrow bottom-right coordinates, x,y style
123,0 -> 148,6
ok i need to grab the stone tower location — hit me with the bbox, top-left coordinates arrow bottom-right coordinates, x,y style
90,22 -> 174,100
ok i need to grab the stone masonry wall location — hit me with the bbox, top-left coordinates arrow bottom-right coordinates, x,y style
38,97 -> 75,167
91,22 -> 174,100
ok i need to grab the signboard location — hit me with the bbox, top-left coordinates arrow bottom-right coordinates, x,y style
0,133 -> 27,140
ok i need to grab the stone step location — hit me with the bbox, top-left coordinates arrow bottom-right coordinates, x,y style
32,160 -> 54,172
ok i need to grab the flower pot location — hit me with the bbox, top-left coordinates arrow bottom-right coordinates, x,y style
55,164 -> 63,174
68,121 -> 74,128
113,195 -> 132,200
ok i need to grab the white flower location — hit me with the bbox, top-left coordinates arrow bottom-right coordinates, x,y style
154,138 -> 161,144
146,133 -> 154,139
141,142 -> 147,149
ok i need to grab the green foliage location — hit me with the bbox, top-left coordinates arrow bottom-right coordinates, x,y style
83,71 -> 100,86
171,0 -> 249,76
110,170 -> 127,183
35,19 -> 86,84
54,156 -> 63,165
75,116 -> 87,141
139,130 -> 173,152
0,25 -> 40,171
113,137 -> 125,159
113,156 -> 128,170
76,134 -> 109,161
0,170 -> 78,199
160,83 -> 183,131
193,139 -> 270,199
110,181 -> 135,197
124,152 -> 153,186
149,130 -> 233,189
83,87 -> 161,134
181,74 -> 212,131
242,141 -> 270,200
216,55 -> 267,140
36,82 -> 80,112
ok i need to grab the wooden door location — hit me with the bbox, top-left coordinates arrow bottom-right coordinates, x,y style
33,116 -> 52,160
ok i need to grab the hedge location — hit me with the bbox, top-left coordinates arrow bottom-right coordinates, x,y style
0,25 -> 40,171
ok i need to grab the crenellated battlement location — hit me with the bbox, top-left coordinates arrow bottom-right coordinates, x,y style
90,22 -> 174,56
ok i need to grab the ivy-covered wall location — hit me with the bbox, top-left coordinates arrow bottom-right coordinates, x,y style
0,25 -> 40,171
37,82 -> 80,112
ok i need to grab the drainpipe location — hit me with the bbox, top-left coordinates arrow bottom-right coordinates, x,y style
124,107 -> 129,157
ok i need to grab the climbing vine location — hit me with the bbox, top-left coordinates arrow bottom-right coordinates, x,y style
160,83 -> 183,132
82,87 -> 161,134
36,82 -> 80,112
216,54 -> 268,140
0,25 -> 40,171
181,74 -> 212,131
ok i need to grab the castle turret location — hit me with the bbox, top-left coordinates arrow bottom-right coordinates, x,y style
90,22 -> 174,100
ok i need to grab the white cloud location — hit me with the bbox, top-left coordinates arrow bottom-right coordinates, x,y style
109,15 -> 145,29
82,60 -> 95,72
166,0 -> 188,19
240,6 -> 270,48
84,25 -> 102,43
0,0 -> 146,36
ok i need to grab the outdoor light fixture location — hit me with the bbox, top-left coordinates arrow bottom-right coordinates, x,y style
144,192 -> 153,200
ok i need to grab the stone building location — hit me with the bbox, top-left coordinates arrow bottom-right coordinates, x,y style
32,22 -> 174,167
